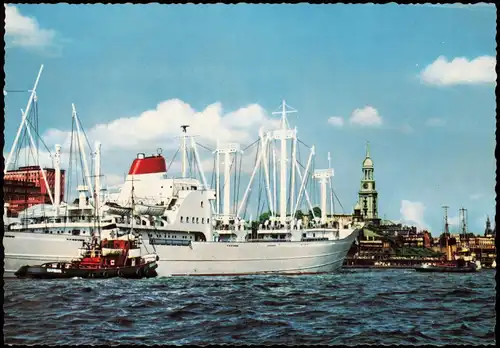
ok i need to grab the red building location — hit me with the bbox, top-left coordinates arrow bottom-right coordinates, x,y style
3,166 -> 65,215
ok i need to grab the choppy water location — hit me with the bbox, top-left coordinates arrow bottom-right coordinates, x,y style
4,269 -> 496,345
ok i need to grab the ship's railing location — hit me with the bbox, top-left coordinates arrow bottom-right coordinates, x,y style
149,238 -> 192,247
247,239 -> 292,243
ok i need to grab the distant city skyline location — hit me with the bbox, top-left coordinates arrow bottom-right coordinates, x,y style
4,3 -> 496,234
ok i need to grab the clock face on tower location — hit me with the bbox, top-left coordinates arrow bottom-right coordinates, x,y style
363,183 -> 369,189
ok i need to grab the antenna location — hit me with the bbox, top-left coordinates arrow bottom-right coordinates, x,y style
327,152 -> 334,217
459,207 -> 468,242
442,205 -> 449,234
271,99 -> 298,129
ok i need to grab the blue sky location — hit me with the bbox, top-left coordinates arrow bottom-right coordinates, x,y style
4,4 -> 496,234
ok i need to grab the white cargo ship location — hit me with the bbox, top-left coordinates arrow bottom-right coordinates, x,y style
3,67 -> 362,277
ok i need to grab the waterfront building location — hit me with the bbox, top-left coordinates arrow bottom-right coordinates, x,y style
3,166 -> 65,215
401,230 -> 432,248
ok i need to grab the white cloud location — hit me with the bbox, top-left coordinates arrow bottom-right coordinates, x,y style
425,118 -> 446,127
349,106 -> 383,126
447,215 -> 460,227
327,116 -> 344,127
4,4 -> 58,50
43,99 -> 279,153
399,200 -> 428,231
103,174 -> 125,188
419,56 -> 496,86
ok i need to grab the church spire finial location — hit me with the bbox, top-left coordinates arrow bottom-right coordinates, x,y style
366,141 -> 370,158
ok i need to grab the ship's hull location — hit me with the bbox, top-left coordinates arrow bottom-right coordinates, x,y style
14,261 -> 158,279
3,233 -> 90,278
142,230 -> 359,277
4,229 -> 359,277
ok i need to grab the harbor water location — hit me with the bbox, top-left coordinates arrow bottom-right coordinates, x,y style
4,269 -> 496,345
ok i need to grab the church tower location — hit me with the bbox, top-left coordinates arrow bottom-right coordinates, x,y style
358,142 -> 379,223
484,216 -> 493,236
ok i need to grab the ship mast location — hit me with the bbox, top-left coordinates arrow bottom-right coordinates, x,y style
94,141 -> 102,218
72,103 -> 94,199
442,205 -> 450,261
54,144 -> 62,214
313,167 -> 334,225
328,152 -> 335,217
237,100 -> 316,224
180,125 -> 189,178
459,206 -> 468,246
214,142 -> 242,225
4,64 -> 55,205
4,64 -> 44,175
271,100 -> 297,225
130,176 -> 135,239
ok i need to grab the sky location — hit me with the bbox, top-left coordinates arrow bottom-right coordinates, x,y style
4,3 -> 497,235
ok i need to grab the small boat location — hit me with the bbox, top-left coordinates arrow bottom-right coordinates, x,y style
414,260 -> 479,273
14,223 -> 159,279
104,202 -> 132,216
416,207 -> 480,273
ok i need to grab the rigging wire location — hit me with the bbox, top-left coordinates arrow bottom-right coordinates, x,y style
333,189 -> 346,214
242,138 -> 259,152
25,117 -> 54,164
297,138 -> 311,149
166,147 -> 180,174
235,149 -> 243,217
194,142 -> 213,152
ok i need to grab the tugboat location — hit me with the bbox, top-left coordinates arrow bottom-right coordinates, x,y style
415,206 -> 480,273
15,222 -> 159,279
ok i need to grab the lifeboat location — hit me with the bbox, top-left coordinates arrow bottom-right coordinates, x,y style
104,202 -> 133,216
134,203 -> 166,216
